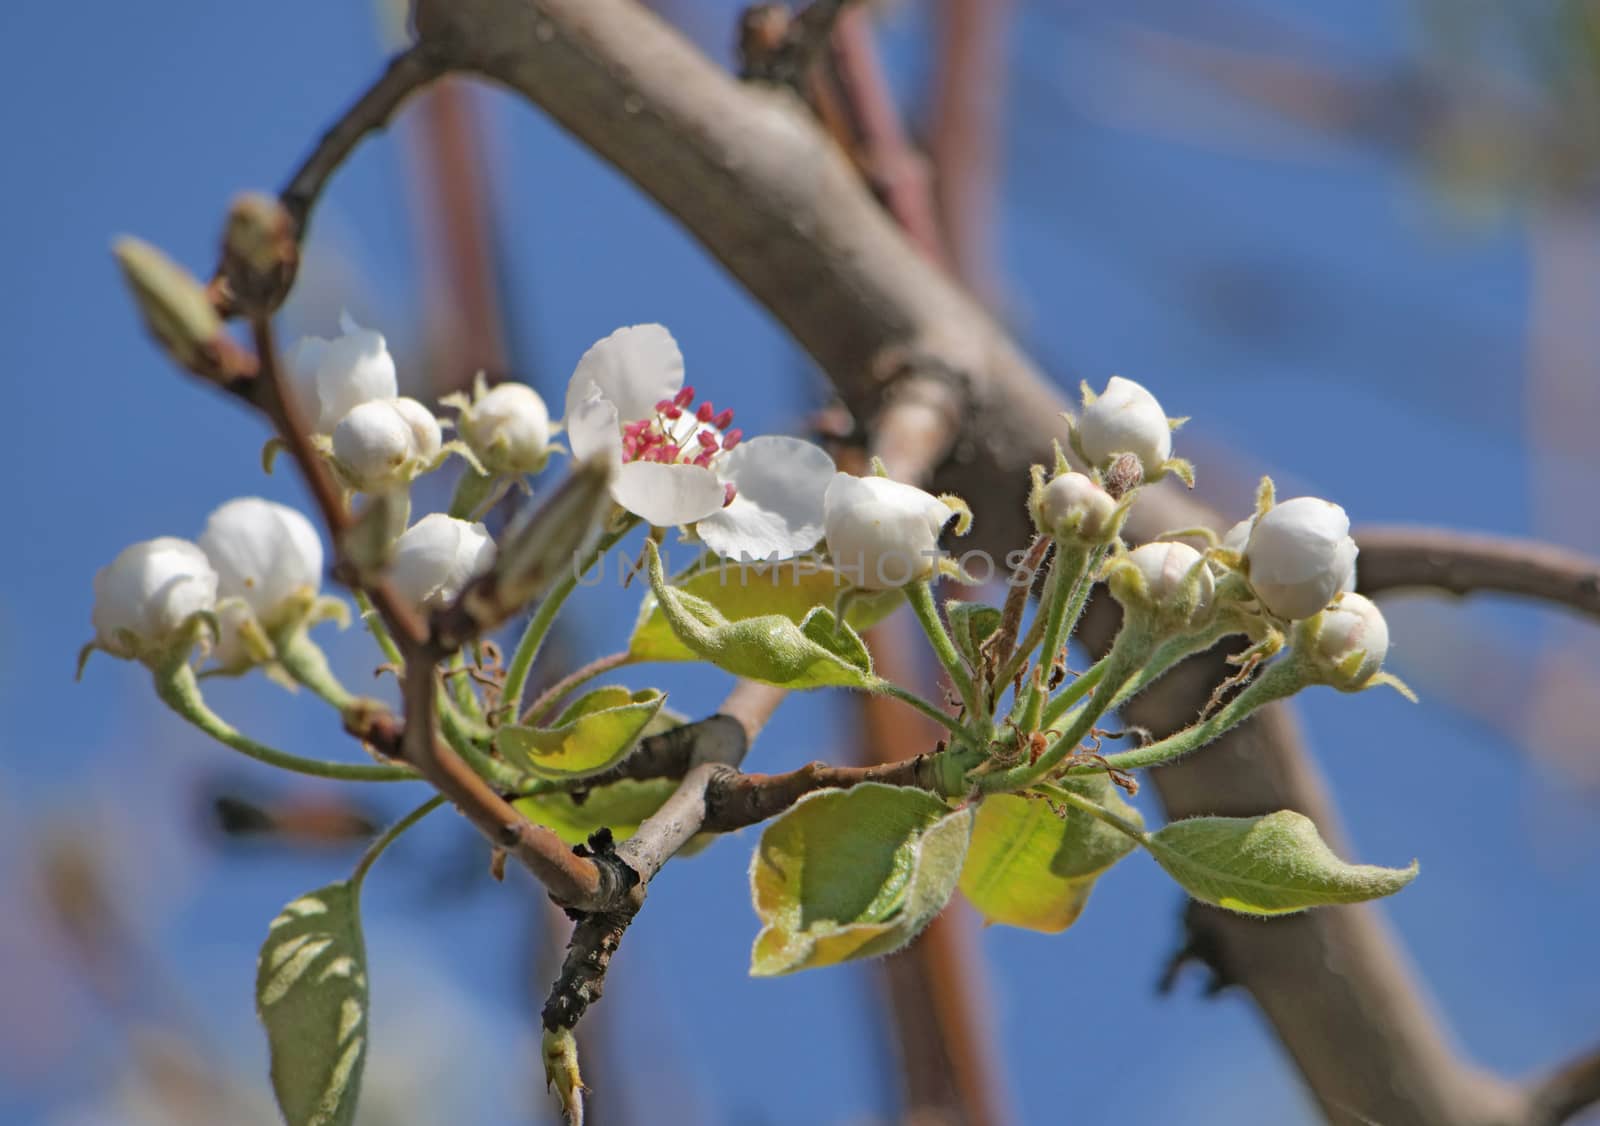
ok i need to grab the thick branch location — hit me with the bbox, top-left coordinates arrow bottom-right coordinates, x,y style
1356,526 -> 1600,624
1527,1041 -> 1600,1126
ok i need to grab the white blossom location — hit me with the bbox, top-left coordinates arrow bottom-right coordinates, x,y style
563,324 -> 834,557
291,313 -> 399,433
332,398 -> 439,492
1077,376 -> 1172,478
90,537 -> 218,660
388,514 -> 497,610
1244,497 -> 1358,619
454,378 -> 553,475
823,473 -> 954,590
197,498 -> 324,669
1036,471 -> 1116,541
1309,592 -> 1390,688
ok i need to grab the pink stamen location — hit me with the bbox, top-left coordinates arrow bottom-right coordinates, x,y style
693,449 -> 715,467
654,399 -> 674,414
713,408 -> 734,430
722,429 -> 743,451
696,401 -> 715,423
674,386 -> 694,408
664,405 -> 683,420
722,482 -> 738,507
696,430 -> 719,450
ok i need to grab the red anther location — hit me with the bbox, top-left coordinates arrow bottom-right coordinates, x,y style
674,386 -> 695,408
696,401 -> 715,423
623,419 -> 648,438
722,429 -> 743,450
664,405 -> 683,420
654,399 -> 674,414
713,408 -> 734,430
693,449 -> 715,467
696,430 -> 719,449
722,482 -> 738,507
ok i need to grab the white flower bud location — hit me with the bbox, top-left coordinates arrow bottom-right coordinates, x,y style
333,399 -> 419,492
391,397 -> 442,463
90,537 -> 218,659
1119,541 -> 1214,618
388,513 -> 497,610
823,473 -> 954,590
1035,471 -> 1116,541
198,497 -> 324,628
1244,497 -> 1358,620
459,381 -> 552,474
1308,592 -> 1390,690
1078,376 -> 1172,477
291,314 -> 399,433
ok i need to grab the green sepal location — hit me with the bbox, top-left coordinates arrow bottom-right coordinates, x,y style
1147,810 -> 1418,916
959,776 -> 1141,933
496,686 -> 665,778
749,784 -> 972,976
945,602 -> 1003,673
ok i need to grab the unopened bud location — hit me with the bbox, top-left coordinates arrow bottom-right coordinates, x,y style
114,237 -> 247,383
219,193 -> 298,316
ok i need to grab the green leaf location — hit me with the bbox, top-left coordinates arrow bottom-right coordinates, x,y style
256,882 -> 369,1126
749,784 -> 972,976
641,542 -> 875,689
946,602 -> 1003,672
514,777 -> 681,847
496,686 -> 665,778
959,777 -> 1142,933
630,556 -> 901,663
1147,810 -> 1419,916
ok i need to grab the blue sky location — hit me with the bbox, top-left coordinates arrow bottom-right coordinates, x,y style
4,1 -> 1599,1123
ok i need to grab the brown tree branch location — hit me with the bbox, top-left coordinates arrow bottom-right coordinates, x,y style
1527,1041 -> 1600,1126
1356,526 -> 1600,624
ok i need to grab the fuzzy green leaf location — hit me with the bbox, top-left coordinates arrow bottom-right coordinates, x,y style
959,777 -> 1141,933
630,557 -> 900,663
496,686 -> 665,778
255,882 -> 369,1126
641,543 -> 875,689
750,784 -> 972,976
515,777 -> 681,846
1147,810 -> 1418,916
946,603 -> 1003,672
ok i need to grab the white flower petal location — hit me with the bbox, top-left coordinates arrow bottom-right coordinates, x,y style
696,436 -> 835,559
566,391 -> 622,465
198,497 -> 324,624
823,472 -> 953,590
91,537 -> 218,657
564,324 -> 684,426
389,514 -> 497,609
314,317 -> 398,432
613,461 -> 724,528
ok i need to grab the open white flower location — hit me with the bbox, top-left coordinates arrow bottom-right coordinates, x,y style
564,324 -> 834,558
198,498 -> 325,669
823,473 -> 955,590
451,376 -> 554,475
331,397 -> 442,492
388,514 -> 497,610
291,313 -> 399,433
1244,497 -> 1358,620
90,537 -> 219,661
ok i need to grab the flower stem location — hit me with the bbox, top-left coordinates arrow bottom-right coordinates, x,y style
1034,779 -> 1149,845
501,522 -> 633,718
154,661 -> 416,782
521,649 -> 633,726
437,685 -> 527,790
277,631 -> 356,710
354,590 -> 404,672
871,679 -> 979,740
446,651 -> 484,721
906,580 -> 981,719
1014,544 -> 1094,730
1084,657 -> 1307,774
351,795 -> 446,887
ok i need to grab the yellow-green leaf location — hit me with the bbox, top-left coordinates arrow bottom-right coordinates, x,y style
959,777 -> 1141,933
630,556 -> 901,663
255,882 -> 368,1126
496,686 -> 665,778
1147,810 -> 1418,916
750,784 -> 972,976
641,542 -> 875,689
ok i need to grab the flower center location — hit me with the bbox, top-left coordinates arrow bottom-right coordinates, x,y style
621,386 -> 744,506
